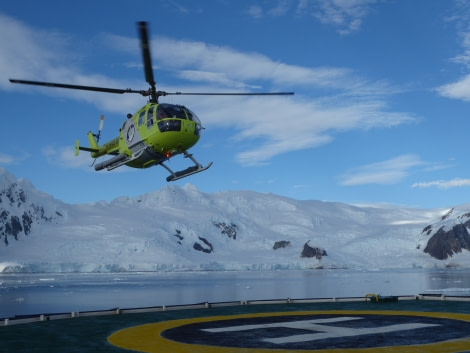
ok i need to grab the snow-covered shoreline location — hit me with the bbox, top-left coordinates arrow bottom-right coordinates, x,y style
2,167 -> 470,273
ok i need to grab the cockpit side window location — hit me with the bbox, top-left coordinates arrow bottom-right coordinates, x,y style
147,106 -> 155,128
138,110 -> 146,126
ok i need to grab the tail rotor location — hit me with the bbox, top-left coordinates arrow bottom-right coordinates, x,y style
94,115 -> 105,143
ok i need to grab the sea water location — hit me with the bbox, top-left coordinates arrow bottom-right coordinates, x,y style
1,268 -> 469,319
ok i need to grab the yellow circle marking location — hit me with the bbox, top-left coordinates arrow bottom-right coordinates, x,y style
108,310 -> 470,353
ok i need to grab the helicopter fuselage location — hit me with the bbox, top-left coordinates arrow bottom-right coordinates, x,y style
121,102 -> 202,167
78,102 -> 204,174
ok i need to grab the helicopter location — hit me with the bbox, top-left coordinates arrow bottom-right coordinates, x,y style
10,22 -> 294,182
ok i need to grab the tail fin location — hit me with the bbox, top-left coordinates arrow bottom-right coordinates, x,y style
87,131 -> 99,150
75,133 -> 100,158
75,140 -> 80,156
76,115 -> 104,158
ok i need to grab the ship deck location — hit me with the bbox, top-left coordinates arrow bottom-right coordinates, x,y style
2,295 -> 470,353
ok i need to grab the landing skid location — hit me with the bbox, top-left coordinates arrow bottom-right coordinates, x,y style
162,151 -> 212,182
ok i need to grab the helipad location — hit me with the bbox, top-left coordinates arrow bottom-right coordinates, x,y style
3,295 -> 470,353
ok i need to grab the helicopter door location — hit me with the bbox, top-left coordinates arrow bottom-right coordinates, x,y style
122,112 -> 144,150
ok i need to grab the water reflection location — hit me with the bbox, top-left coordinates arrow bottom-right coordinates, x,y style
1,268 -> 469,318
424,268 -> 470,295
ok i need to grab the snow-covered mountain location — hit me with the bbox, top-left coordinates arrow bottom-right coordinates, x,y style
0,169 -> 65,247
1,167 -> 469,272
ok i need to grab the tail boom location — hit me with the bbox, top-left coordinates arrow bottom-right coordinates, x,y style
75,133 -> 120,158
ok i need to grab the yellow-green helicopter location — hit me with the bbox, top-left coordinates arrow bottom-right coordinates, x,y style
10,22 -> 293,182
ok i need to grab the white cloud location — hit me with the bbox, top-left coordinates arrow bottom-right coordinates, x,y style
340,154 -> 424,186
436,2 -> 470,100
412,178 -> 470,189
0,14 -> 99,95
0,14 -> 142,114
297,0 -> 377,35
0,151 -> 30,166
177,70 -> 259,89
188,94 -> 414,166
166,0 -> 190,14
144,36 -> 355,90
105,34 -> 397,97
0,152 -> 14,165
248,0 -> 377,34
436,74 -> 470,101
42,144 -> 135,174
42,145 -> 92,170
268,0 -> 290,17
443,1 -> 470,67
247,5 -> 263,19
247,1 -> 289,19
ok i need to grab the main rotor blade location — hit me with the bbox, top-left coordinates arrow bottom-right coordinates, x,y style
138,22 -> 156,90
165,92 -> 295,96
9,79 -> 143,95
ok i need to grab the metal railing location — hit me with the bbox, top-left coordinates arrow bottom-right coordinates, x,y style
2,294 -> 470,326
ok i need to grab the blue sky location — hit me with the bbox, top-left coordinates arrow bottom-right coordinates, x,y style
2,0 -> 470,208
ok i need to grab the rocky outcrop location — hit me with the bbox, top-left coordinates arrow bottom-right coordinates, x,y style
424,224 -> 470,260
193,237 -> 213,253
273,240 -> 291,250
173,229 -> 184,244
421,208 -> 470,260
0,178 -> 64,246
301,241 -> 327,259
171,222 -> 238,254
213,221 -> 237,239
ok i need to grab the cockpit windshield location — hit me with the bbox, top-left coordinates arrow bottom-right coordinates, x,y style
155,103 -> 203,135
156,104 -> 201,125
156,104 -> 187,120
186,108 -> 201,124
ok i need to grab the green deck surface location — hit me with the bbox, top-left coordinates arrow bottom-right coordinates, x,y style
2,300 -> 470,353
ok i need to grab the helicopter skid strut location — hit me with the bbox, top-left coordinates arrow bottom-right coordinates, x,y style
94,147 -> 211,180
162,151 -> 212,182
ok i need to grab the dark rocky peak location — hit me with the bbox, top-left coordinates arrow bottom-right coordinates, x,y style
0,168 -> 66,246
301,241 -> 327,259
212,221 -> 237,239
424,224 -> 470,260
273,240 -> 291,250
0,182 -> 26,207
441,208 -> 454,221
420,204 -> 470,260
457,212 -> 470,224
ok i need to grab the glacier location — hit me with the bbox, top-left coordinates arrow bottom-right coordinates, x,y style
1,167 -> 470,272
